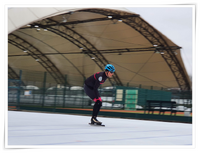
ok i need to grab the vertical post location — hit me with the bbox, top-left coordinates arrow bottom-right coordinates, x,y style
42,72 -> 47,107
33,81 -> 35,104
54,84 -> 57,111
139,84 -> 141,88
17,70 -> 22,110
82,77 -> 86,108
144,89 -> 147,114
8,80 -> 10,104
122,89 -> 125,110
63,75 -> 67,108
127,82 -> 129,87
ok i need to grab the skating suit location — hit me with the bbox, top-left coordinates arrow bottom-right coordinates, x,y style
84,71 -> 108,100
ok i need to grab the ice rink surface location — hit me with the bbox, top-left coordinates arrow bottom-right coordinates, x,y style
7,111 -> 192,147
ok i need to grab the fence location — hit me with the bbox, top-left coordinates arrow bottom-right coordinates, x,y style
8,69 -> 192,113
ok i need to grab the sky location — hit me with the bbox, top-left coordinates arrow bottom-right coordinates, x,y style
126,6 -> 193,77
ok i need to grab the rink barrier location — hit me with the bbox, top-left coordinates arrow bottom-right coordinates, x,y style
8,69 -> 192,113
17,106 -> 192,123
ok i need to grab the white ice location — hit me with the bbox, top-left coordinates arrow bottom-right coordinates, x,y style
7,111 -> 192,146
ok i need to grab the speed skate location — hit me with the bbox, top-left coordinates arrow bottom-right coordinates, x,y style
89,123 -> 105,127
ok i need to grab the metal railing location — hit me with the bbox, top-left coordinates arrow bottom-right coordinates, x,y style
8,69 -> 192,113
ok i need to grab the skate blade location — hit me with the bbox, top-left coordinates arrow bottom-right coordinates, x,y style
89,123 -> 105,126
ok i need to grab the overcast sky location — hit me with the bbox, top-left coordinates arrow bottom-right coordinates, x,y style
125,6 -> 193,77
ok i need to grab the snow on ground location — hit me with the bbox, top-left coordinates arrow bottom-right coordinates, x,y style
7,111 -> 192,147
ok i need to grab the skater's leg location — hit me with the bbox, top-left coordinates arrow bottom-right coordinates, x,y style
91,100 -> 102,124
92,100 -> 102,117
84,84 -> 102,124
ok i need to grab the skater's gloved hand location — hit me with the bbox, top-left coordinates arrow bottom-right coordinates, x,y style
98,97 -> 102,102
93,97 -> 102,102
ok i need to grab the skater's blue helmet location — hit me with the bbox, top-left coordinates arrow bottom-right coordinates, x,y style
105,64 -> 115,73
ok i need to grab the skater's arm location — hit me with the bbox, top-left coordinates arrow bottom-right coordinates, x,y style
93,81 -> 100,100
93,73 -> 102,101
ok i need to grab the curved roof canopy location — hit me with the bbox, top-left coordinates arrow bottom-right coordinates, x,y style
8,7 -> 191,90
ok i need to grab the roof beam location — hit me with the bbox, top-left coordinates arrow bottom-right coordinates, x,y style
125,17 -> 191,91
78,9 -> 191,91
21,14 -> 139,29
8,46 -> 181,57
8,65 -> 26,86
17,30 -> 86,81
8,34 -> 68,85
25,18 -> 123,86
